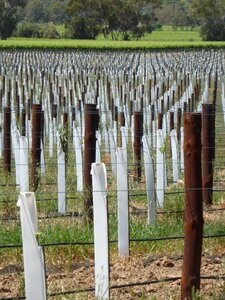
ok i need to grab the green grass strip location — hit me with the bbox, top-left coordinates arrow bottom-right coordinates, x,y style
0,38 -> 225,50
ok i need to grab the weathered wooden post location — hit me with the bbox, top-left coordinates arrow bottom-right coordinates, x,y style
213,72 -> 217,106
3,107 -> 11,173
181,113 -> 204,300
183,102 -> 187,113
158,112 -> 163,130
170,111 -> 174,133
161,99 -> 164,114
52,104 -> 57,120
63,112 -> 68,162
177,107 -> 182,142
134,111 -> 143,181
120,111 -> 125,147
84,103 -> 98,222
72,107 -> 76,123
21,108 -> 26,137
151,104 -> 155,147
32,104 -> 42,191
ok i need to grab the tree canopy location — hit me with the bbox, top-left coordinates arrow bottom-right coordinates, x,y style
22,0 -> 68,24
191,0 -> 225,41
65,0 -> 161,40
0,0 -> 26,39
1,0 -> 225,41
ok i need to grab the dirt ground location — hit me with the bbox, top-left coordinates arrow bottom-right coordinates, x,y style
1,255 -> 224,299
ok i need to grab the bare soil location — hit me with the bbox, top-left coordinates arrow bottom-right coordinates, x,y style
1,255 -> 224,299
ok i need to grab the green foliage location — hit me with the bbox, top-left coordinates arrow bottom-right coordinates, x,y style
47,0 -> 69,24
14,21 -> 60,38
0,0 -> 26,39
65,0 -> 102,39
67,16 -> 101,40
65,0 -> 161,40
2,24 -> 225,49
156,0 -> 197,28
13,21 -> 40,38
172,0 -> 197,29
21,0 -> 68,24
151,23 -> 162,31
191,0 -> 225,41
39,23 -> 60,39
200,21 -> 225,42
1,38 -> 225,50
24,0 -> 49,23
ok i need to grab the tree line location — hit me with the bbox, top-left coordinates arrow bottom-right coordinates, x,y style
0,0 -> 224,41
65,0 -> 160,40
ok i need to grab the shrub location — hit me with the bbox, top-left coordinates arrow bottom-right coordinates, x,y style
13,21 -> 40,38
14,21 -> 60,39
200,19 -> 225,41
39,23 -> 60,39
151,23 -> 162,31
66,17 -> 101,40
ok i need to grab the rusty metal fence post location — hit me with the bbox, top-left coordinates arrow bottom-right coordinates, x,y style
181,113 -> 204,300
84,103 -> 98,222
202,104 -> 215,206
134,111 -> 143,181
32,104 -> 42,191
3,107 -> 11,173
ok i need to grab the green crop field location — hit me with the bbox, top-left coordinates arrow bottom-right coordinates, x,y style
97,26 -> 202,42
1,38 -> 225,50
1,26 -> 225,50
140,28 -> 201,42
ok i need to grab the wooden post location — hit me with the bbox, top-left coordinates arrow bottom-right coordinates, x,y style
84,104 -> 98,222
183,102 -> 187,113
177,108 -> 182,142
63,112 -> 68,162
151,104 -> 155,129
181,113 -> 203,300
32,104 -> 42,191
120,112 -> 125,147
21,108 -> 26,137
134,111 -> 143,181
213,72 -> 217,106
3,107 -> 11,173
158,112 -> 163,130
170,111 -> 174,133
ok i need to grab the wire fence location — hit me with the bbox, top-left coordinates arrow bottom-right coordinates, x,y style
0,49 -> 225,299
